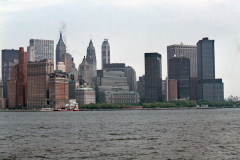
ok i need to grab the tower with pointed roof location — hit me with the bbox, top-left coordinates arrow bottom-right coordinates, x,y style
86,39 -> 97,77
56,32 -> 66,67
78,56 -> 93,87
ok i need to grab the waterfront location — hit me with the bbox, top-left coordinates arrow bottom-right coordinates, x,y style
1,109 -> 240,159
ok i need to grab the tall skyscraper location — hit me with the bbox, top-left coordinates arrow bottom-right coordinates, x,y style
167,43 -> 197,100
29,39 -> 54,62
56,33 -> 66,66
1,49 -> 18,98
86,40 -> 97,77
167,44 -> 197,77
197,37 -> 224,101
168,57 -> 190,100
101,39 -> 110,69
16,47 -> 28,108
124,66 -> 137,91
145,53 -> 162,102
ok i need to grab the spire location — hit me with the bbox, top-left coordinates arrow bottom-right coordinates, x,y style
57,32 -> 65,46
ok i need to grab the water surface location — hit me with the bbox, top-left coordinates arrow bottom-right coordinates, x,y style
1,109 -> 240,159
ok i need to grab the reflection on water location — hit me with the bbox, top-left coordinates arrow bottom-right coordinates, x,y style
1,109 -> 240,159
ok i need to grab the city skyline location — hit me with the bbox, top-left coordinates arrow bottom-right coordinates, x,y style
1,0 -> 240,98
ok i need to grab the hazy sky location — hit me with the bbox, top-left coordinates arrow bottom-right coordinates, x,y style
1,0 -> 240,98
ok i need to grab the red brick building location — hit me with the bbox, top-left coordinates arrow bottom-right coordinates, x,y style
16,47 -> 28,108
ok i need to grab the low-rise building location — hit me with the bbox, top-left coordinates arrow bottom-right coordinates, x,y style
49,71 -> 69,108
76,87 -> 95,106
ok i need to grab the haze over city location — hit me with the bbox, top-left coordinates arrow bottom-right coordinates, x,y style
1,0 -> 240,98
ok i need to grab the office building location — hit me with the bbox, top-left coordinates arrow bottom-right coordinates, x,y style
168,57 -> 190,100
167,43 -> 197,100
29,39 -> 54,62
27,46 -> 35,62
16,47 -> 28,108
2,49 -> 18,98
97,63 -> 139,104
86,40 -> 97,77
8,65 -> 18,108
76,87 -> 96,106
125,66 -> 137,91
27,59 -> 54,109
49,72 -> 69,108
167,79 -> 178,101
197,37 -> 224,101
69,74 -> 76,99
102,39 -> 110,69
137,75 -> 145,100
145,53 -> 162,102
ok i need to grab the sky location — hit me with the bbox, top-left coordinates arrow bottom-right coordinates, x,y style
0,0 -> 240,98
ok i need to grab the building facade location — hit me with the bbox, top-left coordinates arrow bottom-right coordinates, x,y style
8,65 -> 18,108
102,39 -> 110,69
167,79 -> 178,101
16,47 -> 28,108
168,57 -> 190,100
27,46 -> 35,62
30,39 -> 54,62
137,75 -> 145,101
145,53 -> 162,102
167,44 -> 197,100
27,60 -> 54,109
86,40 -> 97,77
197,37 -> 224,101
78,57 -> 93,87
76,87 -> 96,106
124,66 -> 137,91
49,72 -> 69,108
2,49 -> 18,98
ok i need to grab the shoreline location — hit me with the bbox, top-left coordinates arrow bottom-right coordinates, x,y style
0,106 -> 239,112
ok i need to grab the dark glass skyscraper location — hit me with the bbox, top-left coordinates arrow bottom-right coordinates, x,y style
1,49 -> 19,98
144,53 -> 162,102
168,57 -> 190,100
197,37 -> 224,101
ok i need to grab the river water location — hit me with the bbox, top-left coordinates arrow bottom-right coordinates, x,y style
1,109 -> 240,159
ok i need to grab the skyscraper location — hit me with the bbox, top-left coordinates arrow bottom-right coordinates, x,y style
56,33 -> 66,66
145,52 -> 162,102
86,40 -> 97,77
16,47 -> 28,108
168,57 -> 190,100
1,49 -> 18,98
167,43 -> 197,100
197,37 -> 224,101
101,39 -> 110,69
124,66 -> 137,91
29,39 -> 54,62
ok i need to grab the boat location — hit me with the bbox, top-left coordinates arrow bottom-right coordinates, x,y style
53,100 -> 79,111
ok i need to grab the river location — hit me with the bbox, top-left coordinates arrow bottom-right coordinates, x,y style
1,108 -> 240,159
